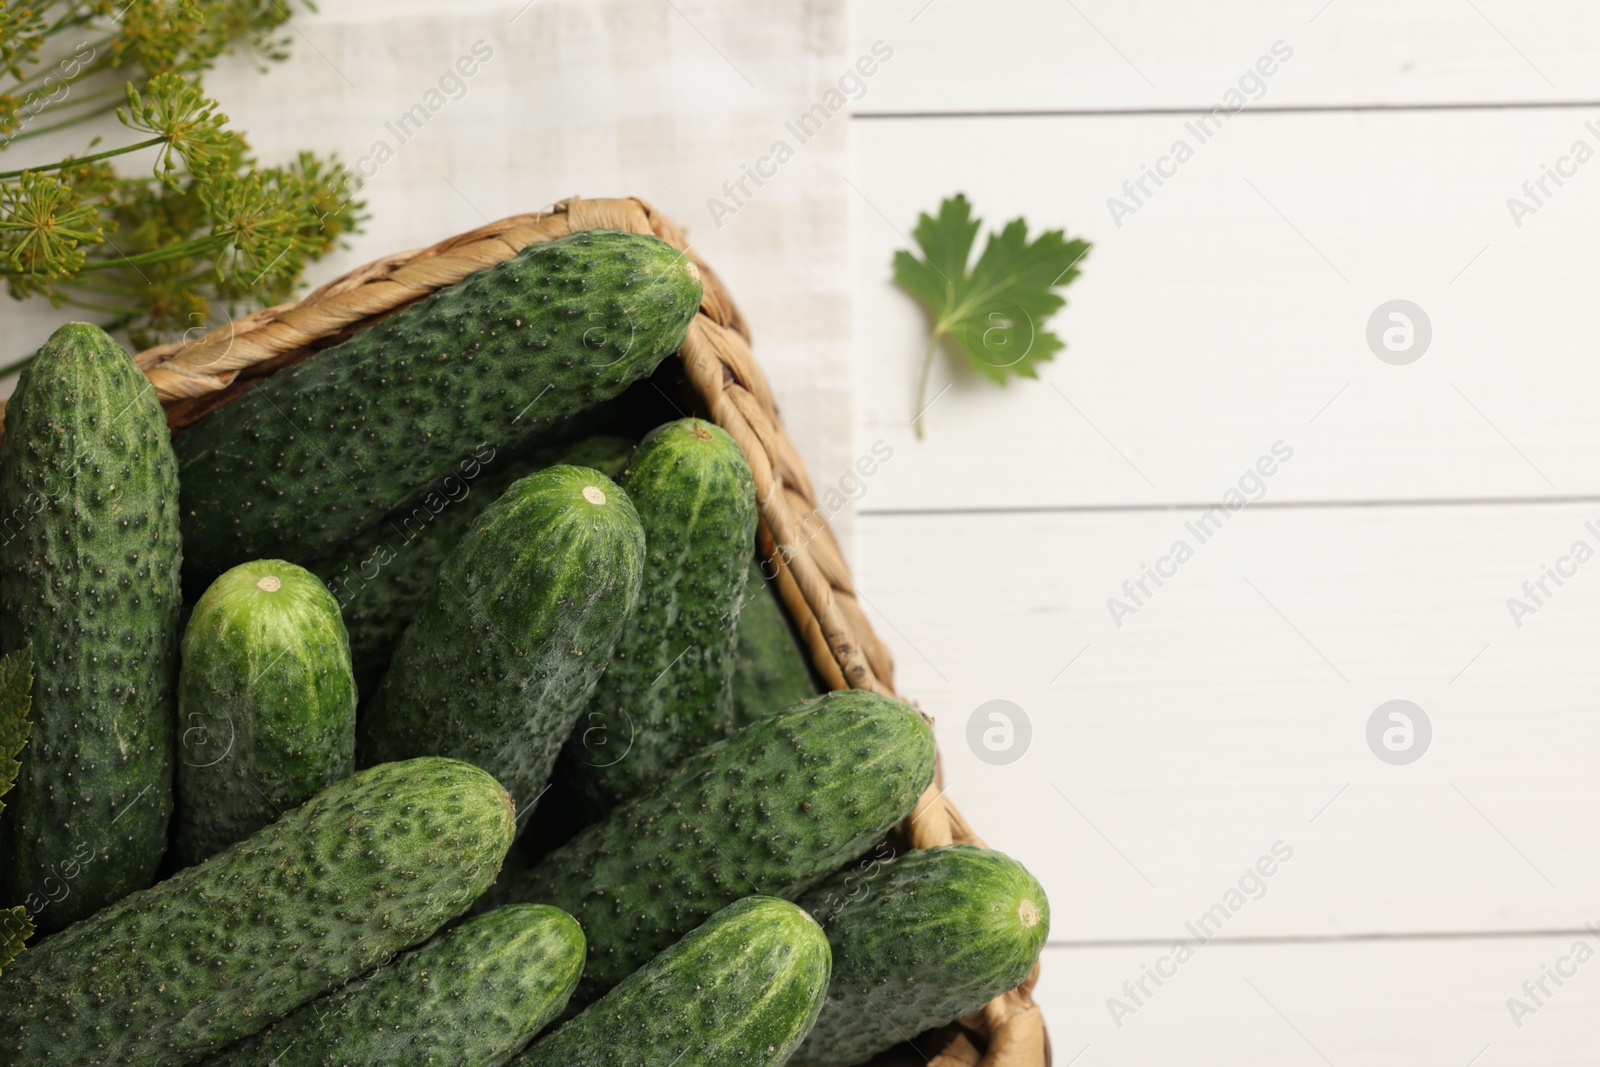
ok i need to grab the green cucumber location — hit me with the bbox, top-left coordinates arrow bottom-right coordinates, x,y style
731,560 -> 819,727
173,559 -> 357,868
358,465 -> 646,822
201,904 -> 584,1067
491,689 -> 935,1008
0,756 -> 514,1066
310,435 -> 633,698
514,897 -> 828,1067
176,229 -> 701,582
790,845 -> 1051,1067
0,322 -> 181,935
562,418 -> 756,814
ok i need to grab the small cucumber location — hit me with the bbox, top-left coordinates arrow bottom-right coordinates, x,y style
0,323 -> 181,935
0,757 -> 515,1067
731,559 -> 819,727
358,465 -> 646,822
491,689 -> 936,1008
176,229 -> 701,582
514,897 -> 829,1067
201,904 -> 584,1067
562,418 -> 757,814
309,435 -> 633,697
174,559 -> 357,868
790,845 -> 1051,1067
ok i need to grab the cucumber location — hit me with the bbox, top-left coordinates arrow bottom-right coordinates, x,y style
514,897 -> 829,1067
562,418 -> 756,814
200,904 -> 584,1067
309,435 -> 633,697
173,559 -> 357,868
790,845 -> 1051,1067
731,559 -> 819,727
175,229 -> 701,583
0,323 -> 181,935
0,756 -> 514,1067
491,689 -> 935,1008
358,465 -> 646,823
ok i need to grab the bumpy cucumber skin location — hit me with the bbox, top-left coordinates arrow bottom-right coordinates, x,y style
201,904 -> 584,1067
492,690 -> 935,1008
176,229 -> 700,582
174,559 -> 357,868
309,435 -> 633,697
0,757 -> 514,1066
359,465 -> 645,822
562,419 -> 756,814
0,323 -> 181,935
731,560 -> 819,727
514,897 -> 829,1067
790,845 -> 1051,1067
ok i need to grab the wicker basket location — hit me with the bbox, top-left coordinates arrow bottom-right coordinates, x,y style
126,196 -> 1049,1067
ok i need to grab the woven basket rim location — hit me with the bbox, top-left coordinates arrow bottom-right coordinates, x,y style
117,195 -> 1048,1067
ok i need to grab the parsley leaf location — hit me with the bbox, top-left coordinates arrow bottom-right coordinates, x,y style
893,194 -> 1090,437
0,643 -> 33,817
0,644 -> 32,970
0,906 -> 28,972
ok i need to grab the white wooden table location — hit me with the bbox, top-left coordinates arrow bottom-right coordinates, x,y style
5,1 -> 1599,1062
851,2 -> 1600,1063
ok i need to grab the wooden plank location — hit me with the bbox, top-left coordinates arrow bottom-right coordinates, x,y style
852,109 -> 1600,510
1032,935 -> 1600,1065
856,503 -> 1600,939
854,0 -> 1600,113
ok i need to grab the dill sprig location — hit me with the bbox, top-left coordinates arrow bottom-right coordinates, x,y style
0,2 -> 365,352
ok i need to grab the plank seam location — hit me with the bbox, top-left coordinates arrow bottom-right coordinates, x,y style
861,495 -> 1600,518
1048,928 -> 1600,949
854,100 -> 1600,120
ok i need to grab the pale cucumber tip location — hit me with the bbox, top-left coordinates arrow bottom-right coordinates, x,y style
255,574 -> 282,592
1018,898 -> 1042,928
582,485 -> 607,505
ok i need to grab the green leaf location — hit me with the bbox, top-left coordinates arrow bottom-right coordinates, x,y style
0,904 -> 31,972
892,193 -> 1090,436
0,643 -> 35,816
894,193 -> 980,308
0,645 -> 33,974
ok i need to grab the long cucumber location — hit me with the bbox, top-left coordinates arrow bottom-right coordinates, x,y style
0,322 -> 181,934
790,845 -> 1051,1067
0,757 -> 515,1066
514,897 -> 829,1067
490,689 -> 936,1008
201,905 -> 584,1066
358,465 -> 646,821
561,418 -> 756,815
176,229 -> 700,581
